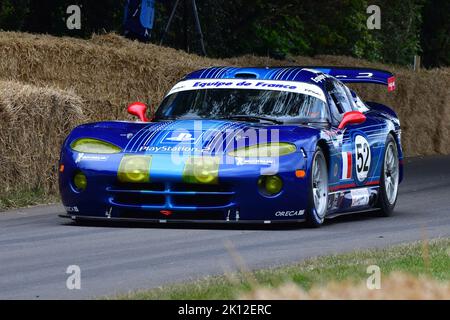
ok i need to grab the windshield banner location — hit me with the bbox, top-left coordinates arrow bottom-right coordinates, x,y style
167,79 -> 326,102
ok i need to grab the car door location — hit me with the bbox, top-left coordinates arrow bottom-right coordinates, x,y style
325,79 -> 383,193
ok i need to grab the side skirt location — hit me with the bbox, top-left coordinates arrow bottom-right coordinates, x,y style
325,208 -> 380,219
326,185 -> 380,216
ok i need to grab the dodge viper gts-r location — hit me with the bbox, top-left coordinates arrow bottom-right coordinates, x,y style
59,66 -> 402,227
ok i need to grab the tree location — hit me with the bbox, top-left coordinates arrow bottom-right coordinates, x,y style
420,0 -> 450,68
300,0 -> 382,60
372,0 -> 425,66
0,0 -> 30,30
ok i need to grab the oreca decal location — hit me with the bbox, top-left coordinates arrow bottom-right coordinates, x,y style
275,210 -> 305,217
354,135 -> 371,182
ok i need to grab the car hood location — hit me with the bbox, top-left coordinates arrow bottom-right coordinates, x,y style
70,119 -> 321,155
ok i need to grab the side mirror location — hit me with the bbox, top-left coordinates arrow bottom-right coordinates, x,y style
127,102 -> 149,122
338,111 -> 366,130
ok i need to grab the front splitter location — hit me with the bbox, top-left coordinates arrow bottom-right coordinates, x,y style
59,214 -> 306,225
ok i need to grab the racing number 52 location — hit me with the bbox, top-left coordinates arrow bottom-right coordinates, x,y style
356,143 -> 369,174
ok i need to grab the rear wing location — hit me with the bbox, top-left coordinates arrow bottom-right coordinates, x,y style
308,67 -> 396,92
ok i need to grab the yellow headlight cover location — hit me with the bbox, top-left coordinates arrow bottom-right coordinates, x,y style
118,155 -> 152,183
73,171 -> 87,191
264,175 -> 283,195
71,138 -> 122,154
228,143 -> 296,158
183,156 -> 220,184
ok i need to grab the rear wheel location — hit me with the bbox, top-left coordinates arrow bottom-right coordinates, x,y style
377,134 -> 399,216
305,147 -> 329,227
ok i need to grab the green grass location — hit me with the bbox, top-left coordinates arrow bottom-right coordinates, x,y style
117,238 -> 450,300
0,188 -> 58,211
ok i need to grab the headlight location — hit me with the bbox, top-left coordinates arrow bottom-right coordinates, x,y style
258,175 -> 283,196
71,138 -> 121,154
228,143 -> 296,157
183,156 -> 220,184
118,155 -> 152,183
73,171 -> 87,191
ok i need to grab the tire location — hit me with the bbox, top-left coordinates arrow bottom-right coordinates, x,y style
305,146 -> 329,227
377,134 -> 400,216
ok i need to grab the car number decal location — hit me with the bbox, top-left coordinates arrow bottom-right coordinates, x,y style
355,135 -> 371,182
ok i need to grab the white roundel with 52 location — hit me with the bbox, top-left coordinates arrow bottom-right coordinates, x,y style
355,135 -> 371,182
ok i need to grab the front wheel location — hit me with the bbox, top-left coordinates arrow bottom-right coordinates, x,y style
305,147 -> 329,227
377,134 -> 400,216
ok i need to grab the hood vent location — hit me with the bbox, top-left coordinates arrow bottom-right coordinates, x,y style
234,72 -> 258,79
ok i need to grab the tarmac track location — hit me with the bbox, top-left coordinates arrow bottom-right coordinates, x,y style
0,155 -> 449,299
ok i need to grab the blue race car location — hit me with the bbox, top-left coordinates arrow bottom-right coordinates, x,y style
59,66 -> 402,227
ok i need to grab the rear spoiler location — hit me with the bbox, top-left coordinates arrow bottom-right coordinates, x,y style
307,67 -> 396,92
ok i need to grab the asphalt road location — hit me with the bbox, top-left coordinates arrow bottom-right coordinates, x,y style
0,156 -> 449,299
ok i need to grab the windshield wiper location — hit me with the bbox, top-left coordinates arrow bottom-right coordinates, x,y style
221,115 -> 283,125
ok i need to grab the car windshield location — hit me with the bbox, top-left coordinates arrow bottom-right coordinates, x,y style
154,89 -> 329,124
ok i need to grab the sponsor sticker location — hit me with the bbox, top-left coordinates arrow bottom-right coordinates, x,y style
387,76 -> 396,92
350,188 -> 370,207
333,163 -> 339,177
120,133 -> 134,139
65,206 -> 79,213
75,153 -> 109,164
311,74 -> 327,83
235,157 -> 274,166
167,79 -> 326,102
139,145 -> 206,153
275,210 -> 305,217
165,132 -> 195,142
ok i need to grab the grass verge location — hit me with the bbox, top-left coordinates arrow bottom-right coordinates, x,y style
0,188 -> 58,212
117,238 -> 450,300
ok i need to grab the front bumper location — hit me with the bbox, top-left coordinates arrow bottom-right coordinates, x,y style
59,151 -> 311,222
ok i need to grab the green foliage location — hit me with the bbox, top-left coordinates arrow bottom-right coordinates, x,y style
372,0 -> 425,67
421,0 -> 450,68
0,0 -> 446,67
0,188 -> 58,211
252,3 -> 310,58
0,0 -> 30,30
0,0 -> 125,38
299,0 -> 383,60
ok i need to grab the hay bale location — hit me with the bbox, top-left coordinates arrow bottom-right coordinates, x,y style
0,31 -> 448,156
349,68 -> 450,156
0,81 -> 86,195
0,32 -> 224,122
